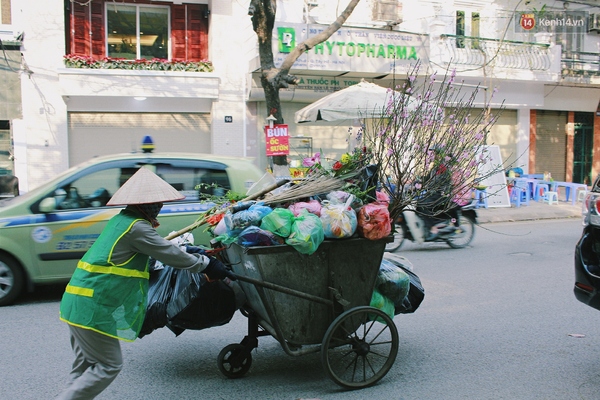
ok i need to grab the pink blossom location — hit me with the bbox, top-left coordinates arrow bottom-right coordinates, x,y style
302,152 -> 321,167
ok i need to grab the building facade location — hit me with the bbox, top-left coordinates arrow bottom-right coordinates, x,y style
1,0 -> 599,192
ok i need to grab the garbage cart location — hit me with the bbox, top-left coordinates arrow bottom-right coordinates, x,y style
217,237 -> 399,389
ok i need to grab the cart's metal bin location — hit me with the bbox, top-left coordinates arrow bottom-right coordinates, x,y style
225,237 -> 387,345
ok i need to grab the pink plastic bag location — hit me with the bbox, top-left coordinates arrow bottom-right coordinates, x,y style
357,202 -> 391,240
288,199 -> 322,217
376,191 -> 390,204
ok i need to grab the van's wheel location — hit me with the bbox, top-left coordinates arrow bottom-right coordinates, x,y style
0,254 -> 24,306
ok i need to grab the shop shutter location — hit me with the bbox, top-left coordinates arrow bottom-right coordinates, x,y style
68,113 -> 212,166
486,109 -> 517,166
535,110 -> 567,181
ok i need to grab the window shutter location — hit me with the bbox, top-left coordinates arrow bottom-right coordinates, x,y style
90,1 -> 104,59
171,5 -> 186,60
187,4 -> 209,61
172,4 -> 208,61
71,1 -> 91,55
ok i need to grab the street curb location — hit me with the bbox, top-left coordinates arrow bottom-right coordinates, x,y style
476,202 -> 583,224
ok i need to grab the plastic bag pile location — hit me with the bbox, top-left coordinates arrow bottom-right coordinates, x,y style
139,234 -> 246,339
209,190 -> 392,255
369,254 -> 425,319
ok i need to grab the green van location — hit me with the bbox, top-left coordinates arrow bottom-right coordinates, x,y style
0,152 -> 263,305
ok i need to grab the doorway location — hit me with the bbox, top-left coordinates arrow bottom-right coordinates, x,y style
573,112 -> 594,185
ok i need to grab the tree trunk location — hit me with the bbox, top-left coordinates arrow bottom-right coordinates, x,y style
249,0 -> 361,168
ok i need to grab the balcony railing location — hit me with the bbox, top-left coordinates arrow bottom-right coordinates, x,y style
439,34 -> 552,71
562,51 -> 600,77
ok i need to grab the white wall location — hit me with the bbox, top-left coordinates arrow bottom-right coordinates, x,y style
11,0 -> 68,192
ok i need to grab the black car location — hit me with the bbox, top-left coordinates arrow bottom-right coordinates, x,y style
574,175 -> 600,310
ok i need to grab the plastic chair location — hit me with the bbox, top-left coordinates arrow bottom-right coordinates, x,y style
475,188 -> 488,209
510,186 -> 529,207
510,182 -> 530,207
543,191 -> 558,205
577,189 -> 588,203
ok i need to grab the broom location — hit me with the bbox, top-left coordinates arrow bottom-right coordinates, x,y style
164,179 -> 289,240
260,174 -> 345,205
165,174 -> 345,240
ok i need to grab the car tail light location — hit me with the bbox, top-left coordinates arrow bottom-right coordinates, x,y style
586,194 -> 600,227
583,193 -> 591,214
575,282 -> 595,293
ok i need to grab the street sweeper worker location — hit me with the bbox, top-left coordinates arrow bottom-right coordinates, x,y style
56,167 -> 235,400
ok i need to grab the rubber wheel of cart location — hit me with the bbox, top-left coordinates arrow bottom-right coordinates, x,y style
446,215 -> 476,249
217,344 -> 252,378
321,306 -> 399,389
385,224 -> 405,252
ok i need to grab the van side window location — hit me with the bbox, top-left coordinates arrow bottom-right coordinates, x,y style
56,168 -> 121,209
154,165 -> 230,201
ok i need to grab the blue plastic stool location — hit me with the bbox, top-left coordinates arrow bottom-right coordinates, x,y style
510,186 -> 530,207
475,189 -> 488,209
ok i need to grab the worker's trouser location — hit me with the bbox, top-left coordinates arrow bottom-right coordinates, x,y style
55,324 -> 123,400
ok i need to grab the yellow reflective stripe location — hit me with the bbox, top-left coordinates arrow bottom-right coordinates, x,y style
65,284 -> 94,297
59,320 -> 136,343
77,261 -> 149,279
107,218 -> 145,266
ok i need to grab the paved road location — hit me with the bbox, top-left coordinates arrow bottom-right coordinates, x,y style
1,218 -> 597,400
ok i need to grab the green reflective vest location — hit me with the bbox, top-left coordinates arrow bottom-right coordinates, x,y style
59,210 -> 150,342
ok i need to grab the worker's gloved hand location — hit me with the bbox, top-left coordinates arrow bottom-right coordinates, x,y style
203,257 -> 236,281
185,245 -> 207,255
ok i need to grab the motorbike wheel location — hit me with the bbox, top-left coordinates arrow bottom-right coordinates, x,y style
385,224 -> 405,252
446,215 -> 475,249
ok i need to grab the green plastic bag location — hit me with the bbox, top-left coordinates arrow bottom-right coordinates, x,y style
260,208 -> 295,238
285,209 -> 324,255
369,288 -> 395,321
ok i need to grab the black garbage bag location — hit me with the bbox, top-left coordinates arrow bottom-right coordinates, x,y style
139,263 -> 240,338
393,266 -> 425,314
166,270 -> 237,333
380,254 -> 425,315
138,265 -> 177,339
359,164 -> 379,201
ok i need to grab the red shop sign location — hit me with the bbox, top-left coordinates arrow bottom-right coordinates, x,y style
265,124 -> 290,156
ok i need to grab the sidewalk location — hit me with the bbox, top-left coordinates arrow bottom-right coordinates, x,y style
476,199 -> 584,224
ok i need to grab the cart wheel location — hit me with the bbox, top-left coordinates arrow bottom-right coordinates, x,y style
321,306 -> 399,389
217,344 -> 252,379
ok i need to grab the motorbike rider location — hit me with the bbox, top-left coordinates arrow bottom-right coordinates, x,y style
420,148 -> 471,240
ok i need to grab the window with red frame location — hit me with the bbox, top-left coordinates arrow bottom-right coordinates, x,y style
67,0 -> 208,62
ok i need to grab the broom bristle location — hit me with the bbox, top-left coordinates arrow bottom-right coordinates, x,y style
262,174 -> 345,205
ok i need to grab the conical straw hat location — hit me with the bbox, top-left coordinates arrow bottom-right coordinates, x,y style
107,167 -> 185,206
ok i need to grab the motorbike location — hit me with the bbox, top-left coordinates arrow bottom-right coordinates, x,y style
385,200 -> 478,252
